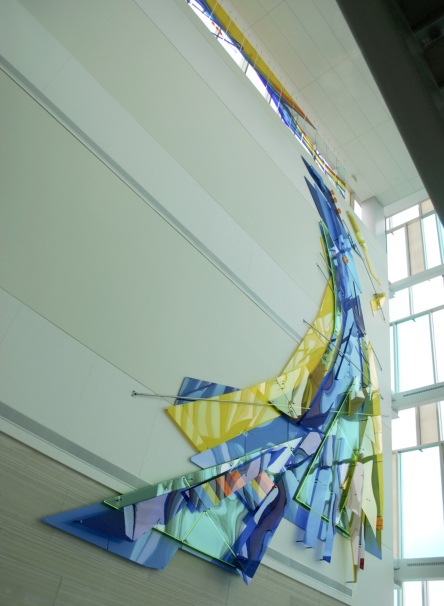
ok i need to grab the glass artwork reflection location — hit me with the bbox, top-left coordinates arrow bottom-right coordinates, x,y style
43,159 -> 384,584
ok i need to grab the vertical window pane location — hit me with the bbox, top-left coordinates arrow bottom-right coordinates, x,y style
392,408 -> 417,450
407,220 -> 425,274
433,309 -> 444,382
429,580 -> 444,606
387,227 -> 409,282
390,325 -> 395,392
390,288 -> 411,321
403,582 -> 423,606
397,315 -> 434,391
439,402 -> 444,441
423,214 -> 441,268
412,276 -> 444,314
391,205 -> 420,228
400,446 -> 444,557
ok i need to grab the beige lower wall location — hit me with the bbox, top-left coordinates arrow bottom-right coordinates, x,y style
0,431 -> 346,606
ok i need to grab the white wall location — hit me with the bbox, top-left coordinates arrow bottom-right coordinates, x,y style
0,0 -> 392,603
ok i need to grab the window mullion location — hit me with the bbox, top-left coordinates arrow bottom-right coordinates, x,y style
398,450 -> 404,558
394,322 -> 400,393
429,311 -> 438,385
423,580 -> 428,606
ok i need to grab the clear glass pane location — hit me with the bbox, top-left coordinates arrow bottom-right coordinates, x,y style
354,199 -> 362,220
391,205 -> 420,228
423,214 -> 441,268
412,276 -> 444,314
390,288 -> 411,321
403,582 -> 423,606
392,408 -> 417,450
429,580 -> 444,606
387,227 -> 409,282
400,446 -> 444,557
397,315 -> 434,391
433,309 -> 444,382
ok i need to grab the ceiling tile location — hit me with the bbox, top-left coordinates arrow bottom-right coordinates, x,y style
252,15 -> 314,89
259,0 -> 284,11
377,189 -> 399,206
317,70 -> 373,137
228,0 -> 267,24
358,129 -> 410,188
345,170 -> 374,201
285,0 -> 349,67
394,181 -> 414,199
375,120 -> 419,179
268,2 -> 331,79
299,80 -> 356,145
334,58 -> 390,127
409,176 -> 424,193
350,54 -> 387,106
312,0 -> 359,56
342,138 -> 392,194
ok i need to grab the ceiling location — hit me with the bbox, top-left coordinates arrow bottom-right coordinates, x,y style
215,0 -> 427,208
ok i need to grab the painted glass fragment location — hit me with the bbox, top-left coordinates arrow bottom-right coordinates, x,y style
43,159 -> 383,584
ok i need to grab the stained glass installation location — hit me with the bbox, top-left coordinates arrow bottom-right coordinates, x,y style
43,159 -> 383,585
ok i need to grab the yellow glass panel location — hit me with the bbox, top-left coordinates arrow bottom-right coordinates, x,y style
207,1 -> 312,126
347,211 -> 381,285
370,292 -> 386,315
166,399 -> 280,452
167,266 -> 339,450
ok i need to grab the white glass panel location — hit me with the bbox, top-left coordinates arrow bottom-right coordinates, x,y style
423,214 -> 441,268
246,65 -> 268,99
354,199 -> 362,220
400,446 -> 444,558
391,206 -> 420,228
397,315 -> 434,392
403,582 -> 422,606
429,580 -> 444,606
217,34 -> 247,69
412,276 -> 444,314
390,288 -> 411,321
387,227 -> 409,282
270,97 -> 280,114
433,309 -> 444,382
392,408 -> 417,450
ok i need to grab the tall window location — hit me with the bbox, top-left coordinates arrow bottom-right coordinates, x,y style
386,200 -> 444,283
389,202 -> 444,605
388,202 -> 444,393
